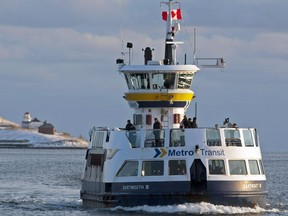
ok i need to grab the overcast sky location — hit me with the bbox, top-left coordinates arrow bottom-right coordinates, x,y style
0,0 -> 287,152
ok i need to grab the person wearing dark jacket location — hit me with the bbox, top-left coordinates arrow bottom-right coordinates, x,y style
181,115 -> 190,128
191,117 -> 198,128
153,118 -> 162,146
125,120 -> 135,130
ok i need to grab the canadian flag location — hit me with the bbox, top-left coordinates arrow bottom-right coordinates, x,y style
162,8 -> 182,21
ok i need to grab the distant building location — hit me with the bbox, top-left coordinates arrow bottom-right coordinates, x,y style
38,121 -> 55,135
22,112 -> 32,129
29,118 -> 42,129
21,112 -> 43,129
21,112 -> 56,133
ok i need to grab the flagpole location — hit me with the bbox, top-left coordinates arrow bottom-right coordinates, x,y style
163,0 -> 174,65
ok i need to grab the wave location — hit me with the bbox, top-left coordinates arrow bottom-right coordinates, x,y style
0,192 -> 82,212
112,202 -> 282,215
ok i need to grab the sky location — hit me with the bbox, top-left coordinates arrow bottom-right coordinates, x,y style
0,0 -> 287,152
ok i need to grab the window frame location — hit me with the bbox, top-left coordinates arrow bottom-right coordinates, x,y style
208,159 -> 226,175
228,160 -> 248,175
243,129 -> 254,147
206,128 -> 221,146
259,159 -> 265,174
248,160 -> 261,175
169,129 -> 185,147
168,160 -> 187,175
141,160 -> 164,176
117,161 -> 139,177
144,129 -> 165,147
176,73 -> 193,89
128,73 -> 150,90
224,129 -> 242,146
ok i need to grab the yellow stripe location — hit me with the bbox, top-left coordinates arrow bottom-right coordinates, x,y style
125,92 -> 194,101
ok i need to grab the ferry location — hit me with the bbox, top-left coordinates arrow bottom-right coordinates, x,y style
80,0 -> 267,208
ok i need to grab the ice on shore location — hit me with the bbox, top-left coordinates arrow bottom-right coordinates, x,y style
0,128 -> 88,148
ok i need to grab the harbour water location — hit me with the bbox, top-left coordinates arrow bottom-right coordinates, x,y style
0,149 -> 287,215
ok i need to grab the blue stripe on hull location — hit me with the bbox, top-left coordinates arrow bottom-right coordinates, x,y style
81,192 -> 267,208
81,180 -> 267,208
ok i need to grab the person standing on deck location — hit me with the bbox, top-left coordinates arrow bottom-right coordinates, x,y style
125,120 -> 135,130
191,117 -> 198,128
153,118 -> 162,146
181,115 -> 190,128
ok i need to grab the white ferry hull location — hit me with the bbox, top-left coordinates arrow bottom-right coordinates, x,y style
81,126 -> 267,208
80,0 -> 268,209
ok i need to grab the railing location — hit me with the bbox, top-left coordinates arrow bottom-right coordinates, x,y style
225,138 -> 242,147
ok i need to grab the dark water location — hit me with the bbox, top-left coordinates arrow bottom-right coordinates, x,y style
0,149 -> 287,215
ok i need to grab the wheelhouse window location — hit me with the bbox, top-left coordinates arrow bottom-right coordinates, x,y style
151,73 -> 175,89
177,73 -> 193,89
225,130 -> 241,146
163,73 -> 175,89
248,160 -> 260,175
243,129 -> 254,147
170,129 -> 185,147
209,160 -> 226,175
117,161 -> 138,177
229,160 -> 247,175
142,161 -> 164,176
169,160 -> 186,175
206,129 -> 221,146
128,73 -> 150,89
144,129 -> 165,147
124,74 -> 131,89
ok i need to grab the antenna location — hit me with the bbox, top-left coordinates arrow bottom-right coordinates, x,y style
193,28 -> 225,69
195,102 -> 197,118
193,28 -> 196,65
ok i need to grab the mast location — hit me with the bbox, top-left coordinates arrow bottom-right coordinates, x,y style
162,0 -> 179,65
117,0 -> 199,130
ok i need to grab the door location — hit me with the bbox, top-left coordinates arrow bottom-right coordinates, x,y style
190,159 -> 207,191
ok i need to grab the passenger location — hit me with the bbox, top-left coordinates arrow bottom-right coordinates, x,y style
164,78 -> 170,89
232,123 -> 238,128
153,118 -> 162,147
125,120 -> 135,131
180,115 -> 190,128
191,117 -> 198,128
188,118 -> 192,128
223,118 -> 233,128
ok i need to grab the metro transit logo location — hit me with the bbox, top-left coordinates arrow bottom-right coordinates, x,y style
153,148 -> 225,158
153,148 -> 167,158
154,148 -> 195,158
